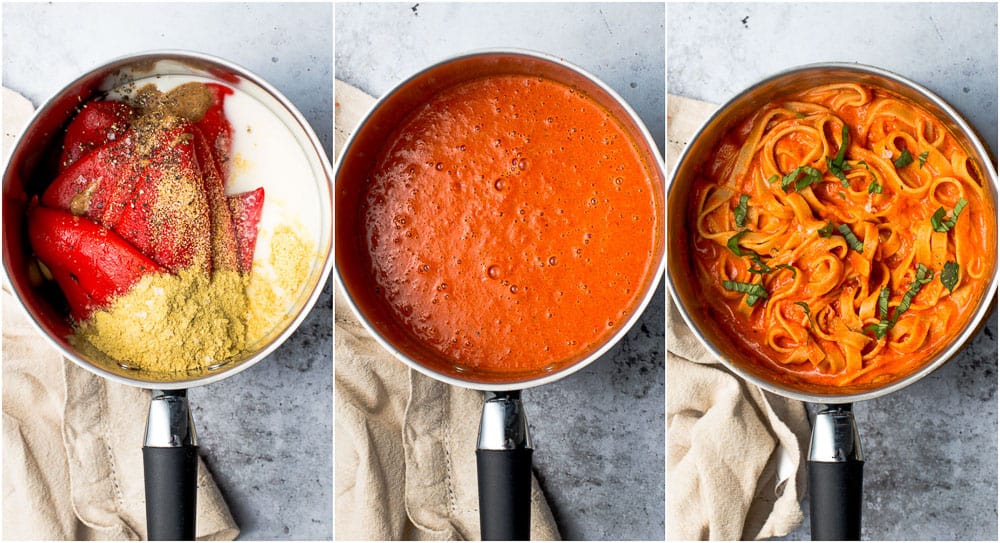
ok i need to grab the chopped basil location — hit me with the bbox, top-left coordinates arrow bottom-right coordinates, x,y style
918,151 -> 929,168
734,194 -> 750,228
781,166 -> 823,192
826,124 -> 852,187
838,191 -> 847,200
748,254 -> 796,277
795,112 -> 806,119
941,261 -> 959,292
894,149 -> 914,168
748,253 -> 770,273
818,222 -> 835,238
865,265 -> 933,339
876,286 -> 890,320
727,229 -> 750,256
793,301 -> 810,316
931,198 -> 968,232
868,177 -> 882,194
767,174 -> 779,184
722,280 -> 769,306
896,263 -> 934,316
837,223 -> 864,252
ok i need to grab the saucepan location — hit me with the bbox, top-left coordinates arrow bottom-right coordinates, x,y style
335,49 -> 665,539
667,63 -> 998,540
2,51 -> 333,540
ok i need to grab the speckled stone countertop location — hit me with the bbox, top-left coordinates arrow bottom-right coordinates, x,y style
3,3 -> 334,539
336,3 -> 666,540
669,3 -> 998,540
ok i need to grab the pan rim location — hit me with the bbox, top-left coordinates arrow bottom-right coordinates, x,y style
666,61 -> 999,404
334,47 -> 666,391
2,49 -> 334,390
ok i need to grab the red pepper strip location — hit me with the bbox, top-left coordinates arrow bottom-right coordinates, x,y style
59,101 -> 133,171
113,124 -> 212,273
191,126 -> 240,272
227,187 -> 265,273
43,134 -> 139,225
195,83 -> 234,179
27,206 -> 165,321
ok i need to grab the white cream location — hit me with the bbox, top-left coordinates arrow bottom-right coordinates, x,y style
109,75 -> 325,276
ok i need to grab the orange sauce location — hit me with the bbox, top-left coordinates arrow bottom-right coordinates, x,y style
688,84 -> 995,391
361,75 -> 658,374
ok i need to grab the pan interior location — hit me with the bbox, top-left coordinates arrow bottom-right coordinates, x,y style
336,51 -> 665,388
2,53 -> 332,388
668,64 -> 998,402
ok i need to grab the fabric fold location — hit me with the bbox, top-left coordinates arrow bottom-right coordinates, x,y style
3,86 -> 238,541
666,94 -> 810,541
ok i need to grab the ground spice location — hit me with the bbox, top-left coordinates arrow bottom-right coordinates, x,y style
65,82 -> 316,376
246,224 -> 316,343
72,269 -> 249,373
71,223 -> 315,375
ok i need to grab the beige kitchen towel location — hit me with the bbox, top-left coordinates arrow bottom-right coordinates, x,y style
666,94 -> 811,541
2,87 -> 238,540
334,80 -> 560,541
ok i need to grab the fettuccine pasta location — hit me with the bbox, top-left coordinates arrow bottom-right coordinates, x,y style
689,84 -> 995,389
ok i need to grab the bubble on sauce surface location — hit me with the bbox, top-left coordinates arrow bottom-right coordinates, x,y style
494,178 -> 505,191
487,265 -> 501,279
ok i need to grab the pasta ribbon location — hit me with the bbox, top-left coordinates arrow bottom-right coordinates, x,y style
689,84 -> 995,389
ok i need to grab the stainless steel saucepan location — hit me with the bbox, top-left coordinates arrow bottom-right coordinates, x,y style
336,49 -> 665,540
668,63 -> 998,540
2,51 -> 333,540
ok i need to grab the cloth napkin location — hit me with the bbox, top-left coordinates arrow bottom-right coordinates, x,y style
665,94 -> 811,540
334,80 -> 560,541
2,87 -> 239,540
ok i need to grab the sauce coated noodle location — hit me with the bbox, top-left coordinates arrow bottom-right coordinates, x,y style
690,83 -> 995,388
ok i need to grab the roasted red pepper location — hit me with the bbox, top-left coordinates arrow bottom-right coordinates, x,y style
31,86 -> 265,321
27,206 -> 165,320
195,83 -> 234,178
228,187 -> 265,274
59,101 -> 133,171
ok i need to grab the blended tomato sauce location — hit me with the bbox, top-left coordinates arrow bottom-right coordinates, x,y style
361,75 -> 658,374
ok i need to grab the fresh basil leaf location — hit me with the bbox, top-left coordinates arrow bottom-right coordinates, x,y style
834,124 -> 850,163
868,177 -> 882,194
864,321 -> 891,339
734,194 -> 750,228
773,263 -> 796,276
896,263 -> 933,316
722,280 -> 769,306
818,222 -> 835,238
837,224 -> 864,253
931,197 -> 969,232
918,151 -> 929,168
748,253 -> 771,274
782,166 -> 823,192
727,229 -> 750,256
827,157 -> 851,187
876,286 -> 890,320
941,261 -> 959,292
894,149 -> 914,168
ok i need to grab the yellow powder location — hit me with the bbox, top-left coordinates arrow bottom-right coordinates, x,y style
70,223 -> 316,376
72,268 -> 249,373
246,224 -> 316,343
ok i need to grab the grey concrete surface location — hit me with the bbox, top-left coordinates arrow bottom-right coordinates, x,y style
2,3 -> 333,540
668,3 -> 998,540
336,3 -> 665,540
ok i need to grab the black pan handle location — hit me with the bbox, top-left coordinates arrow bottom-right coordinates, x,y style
143,389 -> 198,541
476,391 -> 532,540
808,403 -> 863,541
